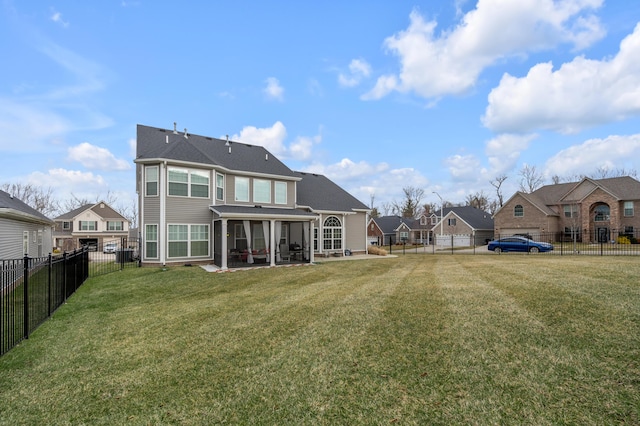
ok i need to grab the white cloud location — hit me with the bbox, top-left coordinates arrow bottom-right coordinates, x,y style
263,77 -> 284,101
544,134 -> 640,178
50,10 -> 69,28
485,133 -> 538,173
68,142 -> 131,171
26,168 -> 107,197
289,135 -> 320,161
338,59 -> 372,88
363,1 -> 604,100
0,99 -> 70,152
483,23 -> 640,134
232,121 -> 288,155
445,154 -> 484,182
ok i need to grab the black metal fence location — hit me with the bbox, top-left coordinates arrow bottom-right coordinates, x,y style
1,237 -> 141,356
391,229 -> 640,256
1,248 -> 88,356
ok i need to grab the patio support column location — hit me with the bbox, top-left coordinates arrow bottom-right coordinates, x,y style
270,219 -> 276,267
221,219 -> 228,270
309,221 -> 315,263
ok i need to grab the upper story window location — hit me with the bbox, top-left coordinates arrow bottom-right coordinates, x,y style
253,179 -> 271,203
107,221 -> 124,231
275,181 -> 287,204
80,221 -> 97,231
216,173 -> 224,201
235,177 -> 249,202
624,201 -> 634,217
168,167 -> 210,198
431,215 -> 437,225
448,218 -> 457,226
594,205 -> 610,222
564,205 -> 578,218
514,205 -> 524,217
62,221 -> 70,230
145,166 -> 158,196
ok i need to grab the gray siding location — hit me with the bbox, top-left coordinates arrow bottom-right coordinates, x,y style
0,218 -> 53,259
166,197 -> 212,223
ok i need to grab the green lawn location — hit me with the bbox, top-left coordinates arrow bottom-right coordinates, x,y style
1,255 -> 639,425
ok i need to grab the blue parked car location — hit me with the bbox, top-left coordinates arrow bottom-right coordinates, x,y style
488,236 -> 553,253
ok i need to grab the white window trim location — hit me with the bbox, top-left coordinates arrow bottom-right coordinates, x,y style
253,179 -> 271,204
167,167 -> 210,199
235,177 -> 250,202
275,181 -> 287,205
145,224 -> 159,259
167,224 -> 210,258
216,173 -> 225,201
145,165 -> 159,197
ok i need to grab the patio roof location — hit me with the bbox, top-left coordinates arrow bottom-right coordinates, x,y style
209,205 -> 319,220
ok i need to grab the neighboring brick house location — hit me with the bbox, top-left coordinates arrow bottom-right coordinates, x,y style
493,176 -> 640,242
135,124 -> 370,269
0,190 -> 54,258
53,201 -> 130,251
369,206 -> 493,247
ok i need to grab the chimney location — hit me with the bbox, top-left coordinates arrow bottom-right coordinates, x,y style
173,122 -> 178,134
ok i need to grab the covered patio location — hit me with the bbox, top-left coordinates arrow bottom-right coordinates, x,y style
210,205 -> 318,270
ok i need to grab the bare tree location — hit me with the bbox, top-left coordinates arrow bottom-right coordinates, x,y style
489,174 -> 508,207
465,190 -> 491,211
393,186 -> 424,218
381,202 -> 393,216
518,164 -> 544,193
590,167 -> 637,179
1,182 -> 60,217
368,194 -> 380,218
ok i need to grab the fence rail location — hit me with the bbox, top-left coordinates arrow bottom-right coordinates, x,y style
390,229 -> 640,256
1,237 -> 141,357
1,248 -> 88,356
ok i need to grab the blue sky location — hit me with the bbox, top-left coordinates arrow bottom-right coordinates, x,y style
2,0 -> 640,215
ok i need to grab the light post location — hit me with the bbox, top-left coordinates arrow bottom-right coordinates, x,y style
433,191 -> 443,245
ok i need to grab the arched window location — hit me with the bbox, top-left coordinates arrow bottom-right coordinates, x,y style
594,205 -> 610,222
514,204 -> 524,217
323,216 -> 342,251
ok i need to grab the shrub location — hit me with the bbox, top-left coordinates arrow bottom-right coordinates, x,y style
617,236 -> 631,244
368,245 -> 388,256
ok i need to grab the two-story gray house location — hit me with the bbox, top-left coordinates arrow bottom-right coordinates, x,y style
135,124 -> 370,269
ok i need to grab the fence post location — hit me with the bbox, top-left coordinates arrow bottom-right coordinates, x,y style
63,252 -> 67,301
48,253 -> 52,317
23,254 -> 29,340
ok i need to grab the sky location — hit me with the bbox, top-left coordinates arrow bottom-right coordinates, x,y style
2,0 -> 640,216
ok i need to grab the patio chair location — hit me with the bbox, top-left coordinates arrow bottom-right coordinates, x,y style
279,243 -> 291,262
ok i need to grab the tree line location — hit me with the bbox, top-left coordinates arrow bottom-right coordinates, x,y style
1,182 -> 137,227
369,166 -> 637,219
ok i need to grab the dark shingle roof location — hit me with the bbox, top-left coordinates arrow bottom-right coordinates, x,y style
136,124 -> 297,178
293,172 -> 369,213
440,206 -> 494,230
373,216 -> 415,234
0,190 -> 53,224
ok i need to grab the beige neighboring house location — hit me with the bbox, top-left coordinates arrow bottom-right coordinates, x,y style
53,201 -> 130,251
493,176 -> 640,242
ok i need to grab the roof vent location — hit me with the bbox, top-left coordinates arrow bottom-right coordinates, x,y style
225,135 -> 230,146
265,153 -> 268,161
173,122 -> 178,134
184,128 -> 188,139
166,135 -> 169,144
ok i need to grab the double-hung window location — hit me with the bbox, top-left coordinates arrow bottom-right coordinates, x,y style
168,168 -> 189,196
514,205 -> 524,217
145,166 -> 158,196
168,168 -> 210,198
80,221 -> 97,231
216,173 -> 224,201
624,201 -> 634,217
168,224 -> 209,258
107,221 -> 123,231
146,225 -> 158,258
323,216 -> 342,250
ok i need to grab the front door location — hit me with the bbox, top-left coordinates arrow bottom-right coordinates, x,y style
597,227 -> 609,243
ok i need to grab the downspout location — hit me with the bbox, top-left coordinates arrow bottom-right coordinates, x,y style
159,161 -> 166,266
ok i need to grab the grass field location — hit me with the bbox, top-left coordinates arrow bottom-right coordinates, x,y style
1,255 -> 639,425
